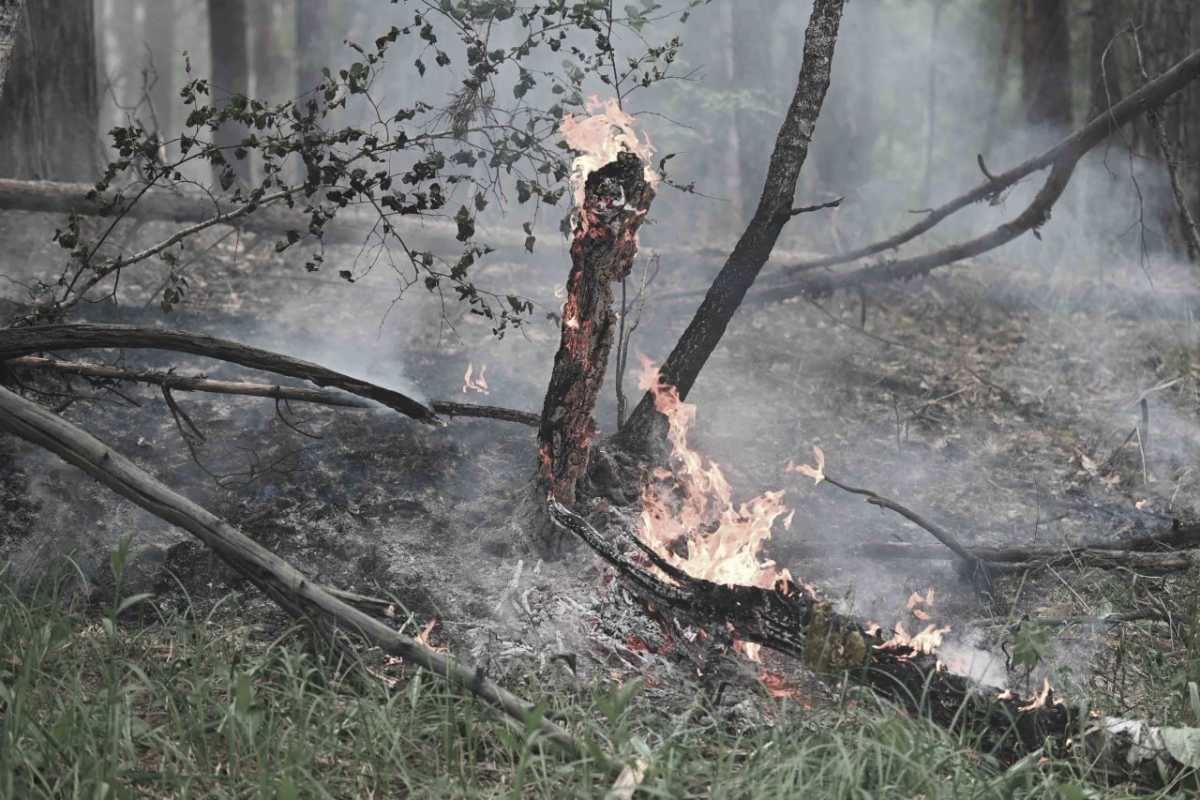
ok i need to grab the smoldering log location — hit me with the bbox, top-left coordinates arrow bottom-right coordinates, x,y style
537,151 -> 654,504
0,383 -> 593,767
0,323 -> 439,424
6,355 -> 542,427
549,500 -> 1200,787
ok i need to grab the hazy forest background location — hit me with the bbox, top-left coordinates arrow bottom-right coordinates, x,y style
4,1 -> 1200,797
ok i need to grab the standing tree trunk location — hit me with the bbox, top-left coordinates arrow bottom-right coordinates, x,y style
616,0 -> 845,452
0,0 -> 21,95
1088,0 -> 1124,121
730,0 -> 776,224
295,0 -> 331,100
1021,0 -> 1072,128
537,153 -> 655,504
144,0 -> 177,138
0,0 -> 98,181
208,0 -> 251,185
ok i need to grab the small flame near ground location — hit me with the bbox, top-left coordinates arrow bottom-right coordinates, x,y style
415,619 -> 447,654
462,363 -> 489,395
559,95 -> 657,212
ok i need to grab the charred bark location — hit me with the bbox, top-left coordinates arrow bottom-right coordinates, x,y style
537,152 -> 654,504
0,323 -> 439,424
550,501 -> 1200,787
616,0 -> 845,453
0,384 -> 591,767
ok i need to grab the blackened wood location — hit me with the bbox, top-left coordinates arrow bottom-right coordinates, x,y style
538,152 -> 654,503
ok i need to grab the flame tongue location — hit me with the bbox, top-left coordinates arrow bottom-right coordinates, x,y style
635,356 -> 791,591
559,96 -> 657,213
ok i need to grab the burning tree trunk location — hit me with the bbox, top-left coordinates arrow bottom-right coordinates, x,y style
537,151 -> 654,504
616,0 -> 844,453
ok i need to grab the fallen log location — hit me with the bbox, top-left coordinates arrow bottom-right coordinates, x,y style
0,177 -> 515,251
537,151 -> 655,503
0,323 -> 439,424
0,384 -> 596,768
549,499 -> 1200,787
7,355 -> 541,427
786,540 -> 1192,575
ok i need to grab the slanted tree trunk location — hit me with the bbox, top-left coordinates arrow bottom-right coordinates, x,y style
537,153 -> 654,505
0,0 -> 99,181
208,0 -> 251,184
616,0 -> 845,452
1021,0 -> 1072,128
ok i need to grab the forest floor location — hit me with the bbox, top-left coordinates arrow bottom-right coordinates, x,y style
3,211 -> 1200,796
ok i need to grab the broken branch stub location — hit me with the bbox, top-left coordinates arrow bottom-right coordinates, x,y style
537,151 -> 654,504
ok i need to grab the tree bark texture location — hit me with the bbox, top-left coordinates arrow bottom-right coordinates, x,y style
1021,0 -> 1072,128
208,0 -> 251,184
0,0 -> 21,95
616,0 -> 845,452
0,0 -> 98,181
0,323 -> 439,424
538,153 -> 654,504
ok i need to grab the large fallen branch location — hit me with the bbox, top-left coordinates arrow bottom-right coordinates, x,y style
8,355 -> 541,427
787,540 -> 1192,575
774,46 -> 1200,279
615,0 -> 846,450
0,324 -> 439,424
549,500 -> 1200,787
0,178 -> 517,251
0,384 -> 596,767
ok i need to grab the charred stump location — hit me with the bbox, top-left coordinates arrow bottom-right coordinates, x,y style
536,151 -> 654,505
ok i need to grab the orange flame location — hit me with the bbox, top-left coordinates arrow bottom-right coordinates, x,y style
415,619 -> 448,654
1018,678 -> 1055,712
635,356 -> 792,591
462,363 -> 489,394
559,96 -> 657,215
877,621 -> 951,656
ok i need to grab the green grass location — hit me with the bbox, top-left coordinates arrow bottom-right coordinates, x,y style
0,567 -> 1179,799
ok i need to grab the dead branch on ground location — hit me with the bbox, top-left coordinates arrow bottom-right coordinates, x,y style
0,323 -> 439,423
0,384 -> 598,769
549,499 -> 1199,787
7,356 -> 541,427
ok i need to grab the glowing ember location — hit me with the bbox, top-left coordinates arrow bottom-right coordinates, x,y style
634,356 -> 793,591
462,363 -> 489,394
559,96 -> 657,215
759,670 -> 812,706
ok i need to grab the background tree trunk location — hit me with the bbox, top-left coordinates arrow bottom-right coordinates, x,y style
0,0 -> 99,181
295,0 -> 331,99
1021,0 -> 1071,128
144,0 -> 177,138
208,0 -> 251,184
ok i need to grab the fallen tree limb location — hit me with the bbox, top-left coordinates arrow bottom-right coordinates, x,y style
786,540 -> 1192,575
0,324 -> 439,424
7,355 -> 541,427
549,499 -> 1200,787
776,46 -> 1200,278
0,384 -> 596,768
0,178 -> 505,251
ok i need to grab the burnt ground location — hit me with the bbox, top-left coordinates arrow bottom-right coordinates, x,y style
3,211 -> 1200,729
